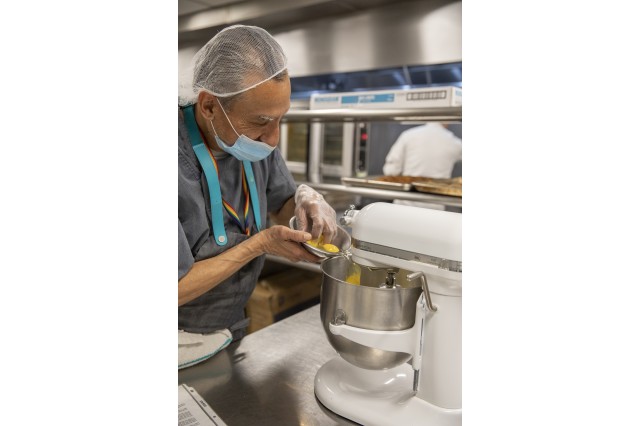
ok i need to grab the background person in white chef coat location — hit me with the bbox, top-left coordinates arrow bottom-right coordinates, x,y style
382,122 -> 462,210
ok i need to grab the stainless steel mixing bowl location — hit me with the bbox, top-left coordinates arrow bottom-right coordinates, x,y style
320,256 -> 423,370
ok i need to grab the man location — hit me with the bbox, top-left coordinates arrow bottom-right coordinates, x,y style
178,25 -> 337,342
383,122 -> 462,210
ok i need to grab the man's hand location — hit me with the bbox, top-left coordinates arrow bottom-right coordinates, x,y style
294,184 -> 338,243
254,225 -> 321,263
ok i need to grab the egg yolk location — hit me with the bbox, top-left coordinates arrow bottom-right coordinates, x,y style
322,243 -> 339,253
345,272 -> 361,285
306,236 -> 340,253
307,239 -> 319,247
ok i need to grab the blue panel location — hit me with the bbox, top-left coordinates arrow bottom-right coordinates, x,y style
341,94 -> 395,105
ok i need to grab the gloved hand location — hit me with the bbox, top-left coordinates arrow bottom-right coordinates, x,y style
294,184 -> 338,243
254,225 -> 321,263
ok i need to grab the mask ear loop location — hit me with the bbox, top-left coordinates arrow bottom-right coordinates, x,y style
209,118 -> 219,137
216,98 -> 241,138
208,118 -> 226,151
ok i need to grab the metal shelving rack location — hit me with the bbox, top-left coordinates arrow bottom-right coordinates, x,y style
282,106 -> 462,123
292,181 -> 462,208
282,106 -> 463,207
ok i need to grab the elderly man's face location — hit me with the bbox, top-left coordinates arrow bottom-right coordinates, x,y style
214,76 -> 291,149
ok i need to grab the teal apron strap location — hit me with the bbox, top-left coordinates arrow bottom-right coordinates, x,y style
242,160 -> 262,232
182,105 -> 228,246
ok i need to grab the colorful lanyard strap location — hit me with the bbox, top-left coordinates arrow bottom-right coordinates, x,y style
208,148 -> 252,235
182,105 -> 261,246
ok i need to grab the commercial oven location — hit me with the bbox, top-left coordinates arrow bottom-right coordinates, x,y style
279,120 -> 366,184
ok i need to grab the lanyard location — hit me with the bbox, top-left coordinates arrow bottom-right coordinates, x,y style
182,105 -> 262,246
207,146 -> 251,235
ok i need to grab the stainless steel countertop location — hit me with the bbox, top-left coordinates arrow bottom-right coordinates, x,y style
178,304 -> 359,426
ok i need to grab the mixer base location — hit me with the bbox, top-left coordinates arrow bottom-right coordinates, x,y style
315,357 -> 461,426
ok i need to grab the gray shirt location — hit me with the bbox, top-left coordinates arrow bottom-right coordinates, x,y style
178,108 -> 296,340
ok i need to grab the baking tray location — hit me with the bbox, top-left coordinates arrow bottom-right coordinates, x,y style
341,176 -> 413,191
341,176 -> 461,193
413,181 -> 462,197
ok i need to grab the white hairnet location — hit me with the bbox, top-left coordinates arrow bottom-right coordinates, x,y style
179,25 -> 288,105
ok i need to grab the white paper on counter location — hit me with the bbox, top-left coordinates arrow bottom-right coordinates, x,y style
178,383 -> 228,426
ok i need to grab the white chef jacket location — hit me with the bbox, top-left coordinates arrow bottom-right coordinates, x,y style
383,123 -> 462,178
383,123 -> 462,210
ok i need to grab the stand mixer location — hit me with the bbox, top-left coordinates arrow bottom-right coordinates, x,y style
314,202 -> 462,425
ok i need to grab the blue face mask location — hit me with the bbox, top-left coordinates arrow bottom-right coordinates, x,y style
210,99 -> 276,162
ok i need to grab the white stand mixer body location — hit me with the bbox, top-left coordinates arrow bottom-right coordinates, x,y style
326,276 -> 462,410
419,282 -> 461,409
316,203 -> 462,424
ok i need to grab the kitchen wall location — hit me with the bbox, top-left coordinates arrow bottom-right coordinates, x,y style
178,0 -> 461,81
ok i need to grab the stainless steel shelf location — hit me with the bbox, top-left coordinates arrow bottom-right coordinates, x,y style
283,107 -> 462,123
297,181 -> 462,208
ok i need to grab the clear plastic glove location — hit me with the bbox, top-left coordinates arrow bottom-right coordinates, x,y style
294,184 -> 338,243
254,225 -> 321,263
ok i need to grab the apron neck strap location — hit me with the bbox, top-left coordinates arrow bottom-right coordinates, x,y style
182,105 -> 262,245
182,105 -> 228,246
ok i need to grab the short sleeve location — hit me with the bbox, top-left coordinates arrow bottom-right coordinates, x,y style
265,149 -> 296,212
178,219 -> 194,281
